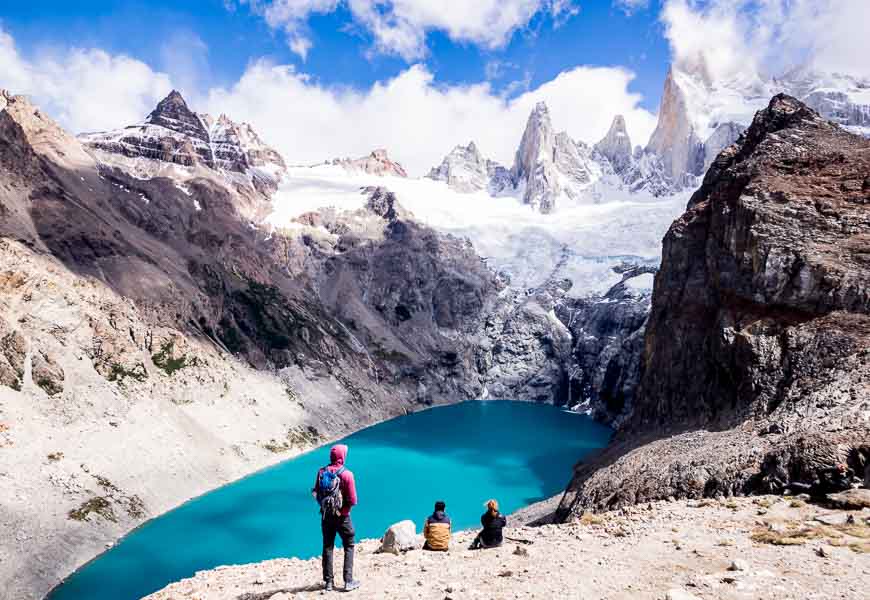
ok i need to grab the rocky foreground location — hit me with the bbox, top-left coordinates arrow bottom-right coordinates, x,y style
145,495 -> 869,600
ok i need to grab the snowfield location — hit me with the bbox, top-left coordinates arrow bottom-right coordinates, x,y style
267,165 -> 689,295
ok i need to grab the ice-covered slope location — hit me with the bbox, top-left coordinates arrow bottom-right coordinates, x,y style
268,163 -> 688,295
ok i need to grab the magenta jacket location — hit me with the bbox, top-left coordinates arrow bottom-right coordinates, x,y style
313,444 -> 357,517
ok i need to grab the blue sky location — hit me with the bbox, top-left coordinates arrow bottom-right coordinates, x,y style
0,0 -> 670,111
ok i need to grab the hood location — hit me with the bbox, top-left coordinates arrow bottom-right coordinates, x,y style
330,444 -> 348,466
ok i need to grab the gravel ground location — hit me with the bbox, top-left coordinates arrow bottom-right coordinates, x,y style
146,496 -> 870,600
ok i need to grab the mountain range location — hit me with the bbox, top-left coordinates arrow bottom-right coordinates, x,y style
2,59 -> 870,600
428,62 -> 870,213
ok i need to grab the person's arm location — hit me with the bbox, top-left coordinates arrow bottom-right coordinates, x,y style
423,519 -> 430,538
343,470 -> 357,507
312,468 -> 320,499
498,515 -> 507,527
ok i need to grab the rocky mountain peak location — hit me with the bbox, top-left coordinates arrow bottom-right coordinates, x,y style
78,92 -> 286,191
595,114 -> 633,173
146,90 -> 208,142
646,66 -> 703,182
427,141 -> 511,194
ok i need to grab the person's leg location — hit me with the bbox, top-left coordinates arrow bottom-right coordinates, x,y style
338,515 -> 359,590
322,517 -> 338,587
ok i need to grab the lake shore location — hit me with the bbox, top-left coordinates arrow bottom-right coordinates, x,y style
44,402 -> 604,600
144,496 -> 870,600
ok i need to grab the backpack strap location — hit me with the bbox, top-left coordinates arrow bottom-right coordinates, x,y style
335,466 -> 346,476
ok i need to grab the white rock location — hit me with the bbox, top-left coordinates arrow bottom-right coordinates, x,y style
377,520 -> 418,554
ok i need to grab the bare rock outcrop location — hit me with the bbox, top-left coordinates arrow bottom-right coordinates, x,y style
645,67 -> 704,183
558,94 -> 870,516
329,148 -> 408,178
595,115 -> 633,173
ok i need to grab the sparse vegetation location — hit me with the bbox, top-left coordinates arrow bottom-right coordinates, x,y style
47,452 -> 64,462
263,425 -> 323,453
789,499 -> 806,508
579,512 -> 605,526
68,496 -> 116,523
152,340 -> 197,376
107,361 -> 148,383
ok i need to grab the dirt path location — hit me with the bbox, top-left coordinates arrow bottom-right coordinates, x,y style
146,496 -> 869,600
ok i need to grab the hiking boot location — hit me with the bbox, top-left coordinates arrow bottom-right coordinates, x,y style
344,580 -> 361,592
324,581 -> 334,592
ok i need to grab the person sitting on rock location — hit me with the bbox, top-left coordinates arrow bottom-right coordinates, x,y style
470,499 -> 506,550
423,500 -> 451,551
313,444 -> 361,592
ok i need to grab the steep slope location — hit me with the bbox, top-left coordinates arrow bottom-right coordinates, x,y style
558,95 -> 870,516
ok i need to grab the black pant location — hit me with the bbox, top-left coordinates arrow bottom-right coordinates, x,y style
322,514 -> 355,584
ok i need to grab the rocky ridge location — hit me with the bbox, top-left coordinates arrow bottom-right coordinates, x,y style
426,141 -> 512,194
326,148 -> 408,178
557,95 -> 870,517
79,90 -> 287,198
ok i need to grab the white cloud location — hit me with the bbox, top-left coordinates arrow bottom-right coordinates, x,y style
0,25 -> 655,177
661,0 -> 870,82
236,0 -> 581,60
614,0 -> 649,16
206,61 -> 656,175
0,28 -> 172,134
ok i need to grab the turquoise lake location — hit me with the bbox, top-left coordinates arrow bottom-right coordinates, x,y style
48,401 -> 611,600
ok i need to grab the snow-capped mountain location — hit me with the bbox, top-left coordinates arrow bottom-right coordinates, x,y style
426,141 -> 512,194
427,101 -> 685,212
79,90 -> 286,193
324,148 -> 408,177
641,62 -> 870,189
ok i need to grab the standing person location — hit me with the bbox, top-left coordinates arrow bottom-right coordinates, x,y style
470,499 -> 506,550
422,500 -> 451,551
313,444 -> 360,592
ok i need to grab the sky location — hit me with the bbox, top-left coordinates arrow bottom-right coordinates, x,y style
1,0 -> 867,175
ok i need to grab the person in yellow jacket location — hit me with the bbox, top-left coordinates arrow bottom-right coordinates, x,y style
422,500 -> 451,551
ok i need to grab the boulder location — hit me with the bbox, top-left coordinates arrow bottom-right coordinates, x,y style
31,350 -> 64,396
378,520 -> 419,554
826,489 -> 870,510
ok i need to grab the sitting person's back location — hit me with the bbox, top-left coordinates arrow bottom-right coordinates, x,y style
471,499 -> 506,549
423,501 -> 451,551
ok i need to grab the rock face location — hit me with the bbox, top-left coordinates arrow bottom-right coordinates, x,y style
330,149 -> 408,178
595,115 -> 633,173
646,68 -> 704,183
79,90 -> 286,195
426,142 -> 511,194
557,268 -> 653,425
558,95 -> 870,516
509,103 -> 598,213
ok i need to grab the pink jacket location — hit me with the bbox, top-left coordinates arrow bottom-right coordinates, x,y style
313,444 -> 357,516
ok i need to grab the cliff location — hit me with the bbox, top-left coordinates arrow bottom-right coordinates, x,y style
559,95 -> 870,515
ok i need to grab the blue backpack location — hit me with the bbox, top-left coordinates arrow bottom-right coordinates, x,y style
317,466 -> 345,519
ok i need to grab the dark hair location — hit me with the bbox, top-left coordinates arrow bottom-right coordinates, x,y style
434,500 -> 446,512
